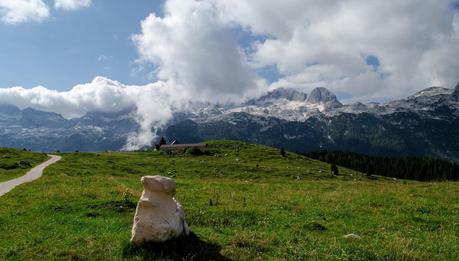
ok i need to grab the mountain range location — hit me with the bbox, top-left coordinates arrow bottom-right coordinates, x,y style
1,83 -> 458,161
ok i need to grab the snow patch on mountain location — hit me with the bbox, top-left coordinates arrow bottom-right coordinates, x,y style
409,87 -> 453,98
186,85 -> 459,123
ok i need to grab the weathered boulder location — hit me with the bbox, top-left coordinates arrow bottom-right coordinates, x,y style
131,176 -> 189,245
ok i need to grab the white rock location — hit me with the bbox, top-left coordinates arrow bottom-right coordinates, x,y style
131,176 -> 189,244
343,233 -> 361,239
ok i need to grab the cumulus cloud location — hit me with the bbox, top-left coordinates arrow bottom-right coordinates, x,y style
54,0 -> 91,11
0,0 -> 49,24
132,0 -> 264,103
216,0 -> 459,100
130,0 -> 459,101
0,0 -> 91,24
0,77 -> 131,118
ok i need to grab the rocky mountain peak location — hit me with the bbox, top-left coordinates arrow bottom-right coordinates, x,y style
306,87 -> 340,104
410,87 -> 452,99
261,88 -> 308,102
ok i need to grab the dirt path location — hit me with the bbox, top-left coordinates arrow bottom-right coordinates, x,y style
0,155 -> 61,197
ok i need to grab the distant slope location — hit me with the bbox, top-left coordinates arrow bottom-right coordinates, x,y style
164,110 -> 459,161
0,106 -> 137,152
0,148 -> 48,182
163,84 -> 459,161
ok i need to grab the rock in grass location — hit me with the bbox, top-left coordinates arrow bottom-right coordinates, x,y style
343,233 -> 361,239
305,221 -> 327,231
131,176 -> 189,245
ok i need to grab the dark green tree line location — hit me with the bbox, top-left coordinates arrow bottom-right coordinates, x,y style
305,151 -> 459,181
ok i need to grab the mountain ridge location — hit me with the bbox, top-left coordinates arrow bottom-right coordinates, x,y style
167,84 -> 459,161
0,84 -> 458,161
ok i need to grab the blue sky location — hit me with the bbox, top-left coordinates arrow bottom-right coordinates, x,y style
0,0 -> 163,90
0,0 -> 458,102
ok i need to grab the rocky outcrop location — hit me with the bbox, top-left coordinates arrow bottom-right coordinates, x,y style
307,87 -> 338,104
257,88 -> 308,102
306,87 -> 342,109
131,176 -> 189,245
453,82 -> 459,99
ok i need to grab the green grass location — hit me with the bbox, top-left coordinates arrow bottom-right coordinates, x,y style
0,141 -> 458,260
0,148 -> 49,182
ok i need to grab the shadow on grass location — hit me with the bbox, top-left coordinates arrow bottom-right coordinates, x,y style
122,232 -> 231,261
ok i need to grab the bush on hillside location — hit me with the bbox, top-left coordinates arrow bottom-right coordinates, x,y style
185,147 -> 215,156
19,160 -> 32,168
187,147 -> 204,156
331,163 -> 339,175
280,148 -> 287,157
0,162 -> 20,170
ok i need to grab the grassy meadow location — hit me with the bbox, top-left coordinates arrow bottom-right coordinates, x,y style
0,148 -> 49,182
0,141 -> 458,260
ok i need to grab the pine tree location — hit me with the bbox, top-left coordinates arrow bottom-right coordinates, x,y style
331,163 -> 339,175
159,137 -> 167,146
280,148 -> 287,157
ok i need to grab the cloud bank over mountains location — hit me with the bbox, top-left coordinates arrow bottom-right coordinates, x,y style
0,77 -> 187,150
1,0 -> 459,149
217,0 -> 459,99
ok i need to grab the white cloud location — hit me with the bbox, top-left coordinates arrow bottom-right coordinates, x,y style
131,0 -> 459,101
54,0 -> 91,11
0,77 -> 189,150
216,0 -> 459,100
0,0 -> 91,24
0,77 -> 134,118
0,0 -> 49,24
132,0 -> 264,103
97,55 -> 112,62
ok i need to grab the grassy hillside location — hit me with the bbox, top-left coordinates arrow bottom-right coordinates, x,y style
0,148 -> 49,182
0,141 -> 458,260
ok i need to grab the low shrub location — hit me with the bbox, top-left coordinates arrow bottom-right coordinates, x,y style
0,163 -> 20,170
